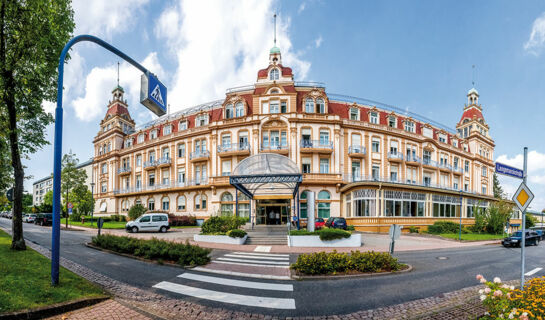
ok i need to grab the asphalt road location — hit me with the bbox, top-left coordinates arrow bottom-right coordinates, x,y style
2,218 -> 544,317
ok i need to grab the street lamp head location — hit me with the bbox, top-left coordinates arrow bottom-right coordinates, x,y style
90,182 -> 95,187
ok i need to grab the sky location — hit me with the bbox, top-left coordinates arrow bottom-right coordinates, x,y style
25,0 -> 545,211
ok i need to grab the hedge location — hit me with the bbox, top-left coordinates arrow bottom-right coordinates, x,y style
91,234 -> 210,266
427,221 -> 460,234
168,214 -> 197,226
291,250 -> 403,275
227,229 -> 247,238
201,216 -> 246,235
289,228 -> 352,241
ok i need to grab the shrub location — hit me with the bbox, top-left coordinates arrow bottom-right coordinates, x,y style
168,214 -> 197,227
69,211 -> 82,222
227,229 -> 247,238
525,213 -> 537,229
346,225 -> 355,231
91,234 -> 210,266
109,214 -> 126,222
318,228 -> 351,241
408,226 -> 419,233
128,204 -> 147,221
427,221 -> 460,234
201,216 -> 246,234
291,251 -> 402,275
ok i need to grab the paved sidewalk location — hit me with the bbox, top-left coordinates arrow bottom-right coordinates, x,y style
44,299 -> 152,320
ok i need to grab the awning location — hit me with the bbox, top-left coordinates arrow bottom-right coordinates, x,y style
510,224 -> 520,227
99,202 -> 107,212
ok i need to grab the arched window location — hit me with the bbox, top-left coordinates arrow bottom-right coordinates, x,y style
317,190 -> 331,218
225,104 -> 234,119
235,102 -> 244,117
161,197 -> 169,211
237,192 -> 250,218
305,98 -> 314,113
177,195 -> 186,210
269,68 -> 279,80
148,198 -> 155,211
270,89 -> 279,94
220,192 -> 233,216
195,194 -> 207,210
299,190 -> 309,219
316,98 -> 325,113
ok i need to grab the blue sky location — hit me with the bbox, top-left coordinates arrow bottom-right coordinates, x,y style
27,0 -> 545,210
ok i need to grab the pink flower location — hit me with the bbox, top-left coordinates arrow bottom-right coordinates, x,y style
493,290 -> 503,297
485,287 -> 491,293
494,277 -> 502,283
476,274 -> 484,280
507,293 -> 511,298
480,278 -> 487,284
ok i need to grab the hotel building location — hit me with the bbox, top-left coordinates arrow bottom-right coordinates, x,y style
92,45 -> 520,231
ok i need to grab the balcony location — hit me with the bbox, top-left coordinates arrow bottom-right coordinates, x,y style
117,167 -> 131,175
143,160 -> 156,169
303,173 -> 342,183
387,152 -> 404,162
438,162 -> 452,172
300,139 -> 333,154
422,158 -> 437,168
405,154 -> 421,164
217,143 -> 250,157
453,166 -> 464,175
260,143 -> 289,155
185,177 -> 209,187
189,150 -> 210,162
156,157 -> 171,168
348,145 -> 366,157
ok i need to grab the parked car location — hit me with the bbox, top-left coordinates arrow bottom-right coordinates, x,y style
125,213 -> 170,233
502,231 -> 540,247
34,213 -> 53,226
315,218 -> 326,229
325,217 -> 347,230
24,214 -> 37,223
530,228 -> 545,240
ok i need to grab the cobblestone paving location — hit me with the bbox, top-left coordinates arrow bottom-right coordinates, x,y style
44,299 -> 152,320
23,239 -> 490,320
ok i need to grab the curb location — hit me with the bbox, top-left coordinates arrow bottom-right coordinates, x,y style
290,264 -> 413,280
0,296 -> 109,320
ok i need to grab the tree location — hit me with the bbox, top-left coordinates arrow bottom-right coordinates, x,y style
485,200 -> 513,234
493,173 -> 504,199
128,204 -> 147,221
70,184 -> 93,216
60,152 -> 87,227
22,193 -> 33,213
526,213 -> 537,229
0,1 -> 74,250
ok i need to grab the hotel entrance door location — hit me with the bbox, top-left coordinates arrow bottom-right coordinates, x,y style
256,200 -> 290,225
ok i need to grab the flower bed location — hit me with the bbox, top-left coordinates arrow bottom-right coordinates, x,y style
476,274 -> 545,319
194,216 -> 248,244
291,250 -> 403,275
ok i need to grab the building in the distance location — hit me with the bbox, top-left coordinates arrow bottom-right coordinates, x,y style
32,158 -> 94,207
92,44 -> 521,231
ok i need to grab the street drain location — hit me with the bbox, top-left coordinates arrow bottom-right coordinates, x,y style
437,256 -> 449,260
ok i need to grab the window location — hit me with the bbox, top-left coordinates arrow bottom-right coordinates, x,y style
372,165 -> 380,179
384,191 -> 425,217
163,125 -> 172,135
148,199 -> 155,211
269,68 -> 279,80
222,134 -> 231,147
177,196 -> 186,210
222,160 -> 231,176
404,120 -> 415,133
225,104 -> 234,119
196,114 -> 208,127
162,197 -> 170,211
262,102 -> 269,114
220,192 -> 233,216
370,112 -> 378,124
150,130 -> 158,139
235,102 -> 244,117
482,185 -> 487,194
305,98 -> 314,113
423,127 -> 433,138
320,158 -> 329,174
319,130 -> 329,145
423,173 -> 431,186
162,169 -> 169,185
301,128 -> 311,143
432,195 -> 460,218
302,157 -> 311,173
388,116 -> 396,128
177,167 -> 185,184
148,150 -> 155,163
316,98 -> 325,113
350,108 -> 359,120
423,150 -> 431,164
407,167 -> 417,184
390,166 -> 398,182
390,140 -> 398,154
178,143 -> 185,158
371,138 -> 380,153
101,163 -> 107,174
179,120 -> 187,130
136,175 -> 142,189
149,172 -> 156,186
239,131 -> 249,147
482,167 -> 487,177
162,147 -> 170,159
439,134 -> 446,143
454,157 -> 459,169
140,216 -> 150,222
454,177 -> 459,190
317,190 -> 331,218
195,194 -> 207,210
299,190 -> 309,219
101,182 -> 107,193
464,182 -> 469,192
351,161 -> 361,180
280,101 -> 287,113
465,160 -> 470,173
270,101 -> 279,113
125,139 -> 133,148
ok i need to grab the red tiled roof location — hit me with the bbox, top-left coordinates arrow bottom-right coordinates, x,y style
106,103 -> 129,117
459,107 -> 484,124
257,64 -> 293,79
328,102 -> 348,118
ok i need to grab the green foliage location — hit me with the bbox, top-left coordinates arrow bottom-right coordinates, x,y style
291,250 -> 402,275
493,173 -> 504,199
69,211 -> 82,222
60,152 -> 87,206
22,193 -> 33,213
525,213 -> 537,229
428,221 -> 460,234
70,184 -> 93,216
91,234 -> 211,266
109,214 -> 126,222
470,205 -> 487,233
227,229 -> 247,238
408,226 -> 419,233
128,204 -> 147,220
317,228 -> 351,241
485,202 -> 512,234
346,225 -> 355,231
200,216 -> 246,235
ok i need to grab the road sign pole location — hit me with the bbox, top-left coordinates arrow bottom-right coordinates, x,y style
521,147 -> 527,290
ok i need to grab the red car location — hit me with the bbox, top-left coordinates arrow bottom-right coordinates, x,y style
315,218 -> 326,229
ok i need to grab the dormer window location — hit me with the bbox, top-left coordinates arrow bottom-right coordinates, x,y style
404,120 -> 415,133
150,129 -> 158,139
235,102 -> 244,117
137,134 -> 144,143
163,125 -> 172,136
350,107 -> 359,120
370,112 -> 378,124
196,114 -> 208,127
270,89 -> 279,94
269,68 -> 279,80
124,139 -> 133,148
305,98 -> 314,113
439,134 -> 446,143
225,104 -> 234,119
179,120 -> 187,130
388,116 -> 396,128
316,98 -> 325,114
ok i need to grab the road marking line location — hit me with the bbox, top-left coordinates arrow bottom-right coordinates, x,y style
178,272 -> 293,291
211,260 -> 290,268
153,281 -> 296,309
217,257 -> 289,265
233,252 -> 289,257
191,267 -> 292,280
254,246 -> 271,252
225,254 -> 289,261
525,267 -> 543,276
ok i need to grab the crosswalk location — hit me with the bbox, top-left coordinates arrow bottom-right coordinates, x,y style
152,251 -> 296,310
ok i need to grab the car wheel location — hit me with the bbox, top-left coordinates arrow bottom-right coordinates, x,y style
131,226 -> 138,233
40,221 -> 44,226
535,239 -> 540,246
160,226 -> 167,233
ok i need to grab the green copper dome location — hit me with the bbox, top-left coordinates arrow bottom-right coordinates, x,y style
270,46 -> 281,54
112,84 -> 124,93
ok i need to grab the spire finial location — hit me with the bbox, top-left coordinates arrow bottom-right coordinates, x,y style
273,13 -> 277,47
117,61 -> 120,87
472,64 -> 475,87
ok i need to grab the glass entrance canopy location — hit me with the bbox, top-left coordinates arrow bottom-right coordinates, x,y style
230,153 -> 303,199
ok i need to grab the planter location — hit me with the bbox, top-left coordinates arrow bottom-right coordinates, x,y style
287,234 -> 361,247
194,234 -> 247,245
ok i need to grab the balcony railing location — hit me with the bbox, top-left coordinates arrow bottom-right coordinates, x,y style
453,166 -> 464,174
344,174 -> 467,193
217,143 -> 250,153
186,177 -> 209,186
348,145 -> 366,154
300,139 -> 334,150
156,157 -> 171,166
294,81 -> 326,88
422,158 -> 437,167
438,162 -> 452,171
260,143 -> 288,151
405,154 -> 421,163
143,160 -> 156,168
387,152 -> 404,160
189,150 -> 210,160
117,167 -> 131,174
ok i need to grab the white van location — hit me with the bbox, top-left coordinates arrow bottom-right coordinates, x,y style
125,213 -> 170,233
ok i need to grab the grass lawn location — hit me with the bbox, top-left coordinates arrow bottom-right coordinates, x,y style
66,220 -> 127,229
438,233 -> 505,241
0,230 -> 105,313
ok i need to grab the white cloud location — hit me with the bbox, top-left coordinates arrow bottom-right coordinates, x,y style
73,0 -> 150,39
524,12 -> 545,55
298,2 -> 306,14
155,0 -> 311,111
71,53 -> 164,122
496,150 -> 545,211
314,35 -> 323,48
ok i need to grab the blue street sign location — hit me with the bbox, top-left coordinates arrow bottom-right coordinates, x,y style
68,208 -> 72,215
495,162 -> 523,179
140,73 -> 167,116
